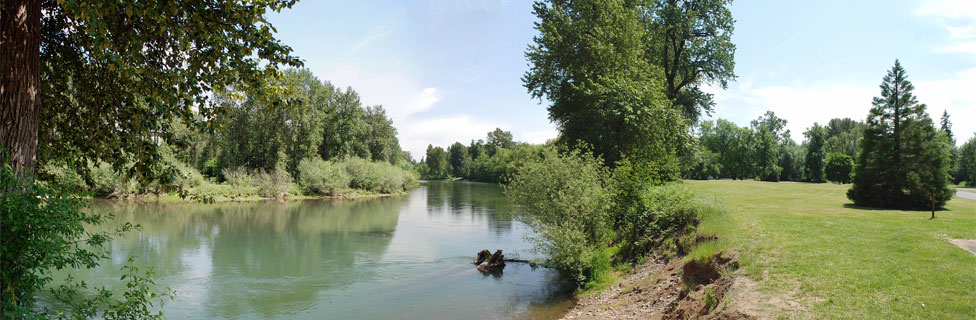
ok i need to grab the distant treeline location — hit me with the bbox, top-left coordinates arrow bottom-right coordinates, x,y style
42,69 -> 418,198
683,111 -> 975,187
416,128 -> 542,183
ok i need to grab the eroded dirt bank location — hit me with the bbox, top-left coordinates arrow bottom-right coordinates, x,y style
559,252 -> 754,320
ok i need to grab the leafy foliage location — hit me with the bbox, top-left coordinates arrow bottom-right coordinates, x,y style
751,111 -> 789,181
848,61 -> 954,209
422,145 -> 450,179
955,135 -> 976,187
505,147 -> 613,284
2,156 -> 170,318
37,0 -> 302,186
825,152 -> 854,184
297,158 -> 350,196
804,123 -> 828,183
523,0 -> 689,166
645,0 -> 736,124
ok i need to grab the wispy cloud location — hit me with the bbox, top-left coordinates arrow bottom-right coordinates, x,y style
345,27 -> 394,56
707,68 -> 976,146
916,0 -> 976,59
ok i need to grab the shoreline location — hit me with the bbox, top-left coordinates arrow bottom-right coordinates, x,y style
94,190 -> 411,203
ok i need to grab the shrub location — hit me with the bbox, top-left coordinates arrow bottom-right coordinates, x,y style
505,146 -> 613,284
90,162 -> 138,198
2,158 -> 169,318
188,182 -> 235,199
335,157 -> 417,193
297,158 -> 350,195
340,157 -> 383,191
825,152 -> 854,184
222,167 -> 253,189
254,167 -> 292,199
173,164 -> 206,191
616,182 -> 703,261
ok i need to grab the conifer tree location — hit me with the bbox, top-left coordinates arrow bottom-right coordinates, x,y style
847,61 -> 954,210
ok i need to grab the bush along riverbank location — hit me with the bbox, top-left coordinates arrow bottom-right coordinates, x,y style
505,146 -> 752,319
40,156 -> 419,203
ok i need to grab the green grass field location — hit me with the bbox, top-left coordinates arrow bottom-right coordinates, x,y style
684,180 -> 976,319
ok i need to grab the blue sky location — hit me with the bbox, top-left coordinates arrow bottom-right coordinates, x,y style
267,0 -> 975,158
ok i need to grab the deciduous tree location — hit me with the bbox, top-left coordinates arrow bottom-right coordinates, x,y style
804,123 -> 828,183
2,0 -> 302,183
645,0 -> 736,124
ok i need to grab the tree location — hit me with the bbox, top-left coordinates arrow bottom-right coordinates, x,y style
940,110 -> 954,145
2,0 -> 302,182
804,123 -> 828,183
448,142 -> 471,178
423,145 -> 449,179
778,140 -> 805,181
364,106 -> 401,164
320,87 -> 370,160
825,152 -> 854,184
505,146 -> 613,284
848,60 -> 954,210
700,119 -> 753,179
955,135 -> 976,187
523,0 -> 688,167
486,128 -> 514,153
751,111 -> 788,181
825,118 -> 865,158
645,0 -> 736,124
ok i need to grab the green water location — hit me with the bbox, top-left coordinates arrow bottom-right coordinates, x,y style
52,181 -> 573,319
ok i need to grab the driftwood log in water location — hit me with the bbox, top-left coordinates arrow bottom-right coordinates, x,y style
473,250 -> 538,272
473,249 -> 506,272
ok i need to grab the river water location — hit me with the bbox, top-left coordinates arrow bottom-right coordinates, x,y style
50,181 -> 573,319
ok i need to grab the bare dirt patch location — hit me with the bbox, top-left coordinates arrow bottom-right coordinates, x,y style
947,239 -> 976,256
560,252 -> 753,320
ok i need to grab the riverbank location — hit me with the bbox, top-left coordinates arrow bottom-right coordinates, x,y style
97,189 -> 410,203
560,252 -> 755,319
557,180 -> 976,319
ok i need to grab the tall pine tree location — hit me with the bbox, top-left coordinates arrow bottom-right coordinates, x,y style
847,61 -> 954,210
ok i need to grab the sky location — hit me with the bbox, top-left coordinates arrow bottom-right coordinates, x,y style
267,0 -> 975,159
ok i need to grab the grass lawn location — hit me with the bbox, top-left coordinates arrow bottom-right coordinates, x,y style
684,180 -> 976,319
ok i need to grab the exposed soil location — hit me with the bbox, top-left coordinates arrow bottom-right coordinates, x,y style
560,252 -> 753,320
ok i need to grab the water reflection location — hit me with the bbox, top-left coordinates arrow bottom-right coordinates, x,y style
82,198 -> 405,318
47,182 -> 569,319
424,181 -> 515,235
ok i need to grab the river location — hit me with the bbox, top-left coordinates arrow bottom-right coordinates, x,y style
46,181 -> 573,319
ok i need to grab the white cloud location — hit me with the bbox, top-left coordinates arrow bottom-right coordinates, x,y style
400,115 -> 504,159
915,0 -> 976,20
709,82 -> 876,143
316,65 -> 558,159
915,67 -> 976,142
916,0 -> 976,58
707,68 -> 976,146
345,27 -> 393,56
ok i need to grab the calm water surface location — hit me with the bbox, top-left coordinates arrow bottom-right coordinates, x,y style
53,181 -> 573,319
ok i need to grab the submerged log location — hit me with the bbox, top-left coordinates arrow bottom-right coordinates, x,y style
473,249 -> 506,272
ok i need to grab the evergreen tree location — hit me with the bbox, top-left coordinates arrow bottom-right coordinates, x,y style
847,61 -> 954,210
940,110 -> 954,145
804,123 -> 828,183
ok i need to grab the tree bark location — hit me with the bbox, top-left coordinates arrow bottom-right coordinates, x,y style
0,0 -> 41,178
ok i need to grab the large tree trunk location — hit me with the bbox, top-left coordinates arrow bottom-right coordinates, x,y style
0,0 -> 41,178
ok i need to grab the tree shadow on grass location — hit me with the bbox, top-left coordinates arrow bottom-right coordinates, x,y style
842,203 -> 890,211
842,203 -> 950,212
